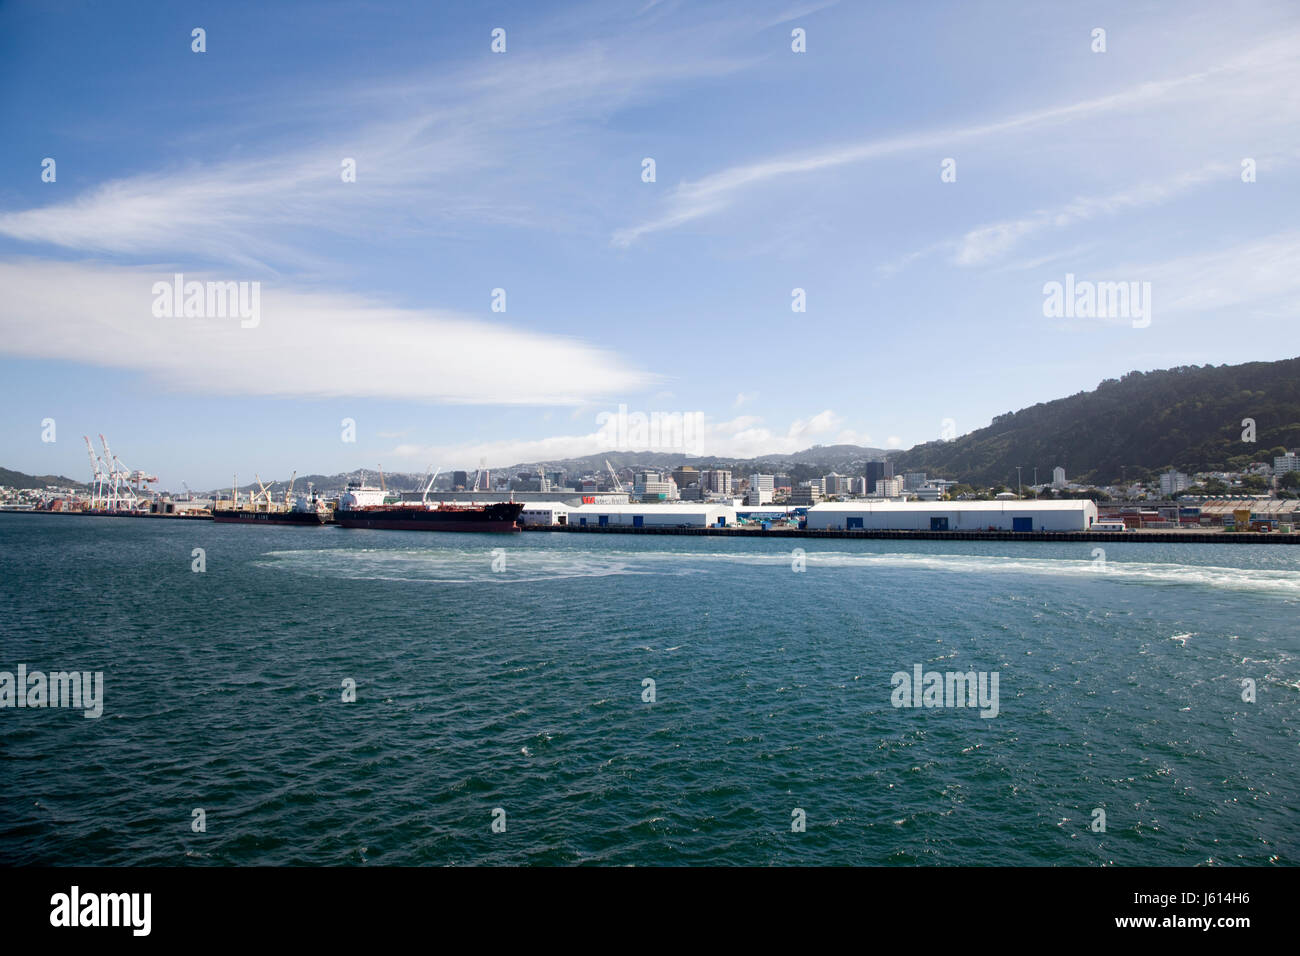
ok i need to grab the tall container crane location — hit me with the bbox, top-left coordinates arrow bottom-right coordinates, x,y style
83,436 -> 105,509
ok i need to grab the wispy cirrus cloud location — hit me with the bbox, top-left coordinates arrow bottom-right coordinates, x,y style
613,33 -> 1300,246
952,161 -> 1250,267
0,43 -> 752,270
1123,231 -> 1300,317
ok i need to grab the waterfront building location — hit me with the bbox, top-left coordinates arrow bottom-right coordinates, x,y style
805,499 -> 1098,532
568,503 -> 735,528
1274,450 -> 1300,475
518,502 -> 572,526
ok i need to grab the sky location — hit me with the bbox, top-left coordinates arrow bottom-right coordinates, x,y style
1,0 -> 1298,490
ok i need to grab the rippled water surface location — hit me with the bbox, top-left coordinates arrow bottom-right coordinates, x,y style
1,515 -> 1296,865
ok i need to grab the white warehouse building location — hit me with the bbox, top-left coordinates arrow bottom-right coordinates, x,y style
568,503 -> 737,528
804,500 -> 1098,532
518,502 -> 572,526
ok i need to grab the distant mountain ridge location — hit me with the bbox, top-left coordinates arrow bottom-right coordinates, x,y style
219,446 -> 895,495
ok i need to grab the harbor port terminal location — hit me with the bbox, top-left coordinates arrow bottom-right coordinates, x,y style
4,492 -> 1298,543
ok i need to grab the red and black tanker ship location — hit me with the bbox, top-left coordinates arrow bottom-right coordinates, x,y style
333,500 -> 523,533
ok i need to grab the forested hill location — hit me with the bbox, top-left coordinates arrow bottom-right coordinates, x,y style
0,467 -> 86,490
889,358 -> 1300,487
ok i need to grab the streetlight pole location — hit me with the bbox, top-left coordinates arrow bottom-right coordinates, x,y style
1016,466 -> 1022,497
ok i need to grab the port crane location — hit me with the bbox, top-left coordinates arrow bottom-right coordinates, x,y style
283,472 -> 297,508
99,434 -> 126,509
605,459 -> 624,494
253,474 -> 275,511
420,466 -> 441,506
83,436 -> 107,509
97,434 -> 156,511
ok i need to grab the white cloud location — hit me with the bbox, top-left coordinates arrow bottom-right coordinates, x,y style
0,260 -> 657,404
385,408 -> 851,469
733,391 -> 758,407
835,429 -> 873,446
786,409 -> 841,440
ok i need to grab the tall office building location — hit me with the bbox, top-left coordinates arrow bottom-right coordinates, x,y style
823,473 -> 849,495
875,476 -> 904,497
1274,450 -> 1300,475
865,460 -> 894,490
671,466 -> 700,490
701,469 -> 732,495
1159,470 -> 1190,496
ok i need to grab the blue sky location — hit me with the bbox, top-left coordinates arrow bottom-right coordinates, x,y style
2,0 -> 1298,489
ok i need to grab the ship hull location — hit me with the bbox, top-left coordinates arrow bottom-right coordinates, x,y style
333,502 -> 523,532
214,509 -> 325,525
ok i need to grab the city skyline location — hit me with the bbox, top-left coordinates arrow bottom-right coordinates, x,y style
2,0 -> 1299,487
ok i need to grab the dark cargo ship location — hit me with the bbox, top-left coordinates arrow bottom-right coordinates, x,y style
214,507 -> 325,526
333,501 -> 524,533
214,487 -> 326,525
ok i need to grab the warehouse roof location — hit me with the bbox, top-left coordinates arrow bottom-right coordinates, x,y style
569,503 -> 733,513
1198,499 -> 1300,515
807,500 -> 1095,512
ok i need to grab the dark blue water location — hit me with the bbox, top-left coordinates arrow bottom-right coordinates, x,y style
1,514 -> 1296,865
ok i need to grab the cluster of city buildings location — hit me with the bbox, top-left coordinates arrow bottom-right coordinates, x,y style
0,483 -> 87,511
535,461 -> 952,506
7,449 -> 1298,534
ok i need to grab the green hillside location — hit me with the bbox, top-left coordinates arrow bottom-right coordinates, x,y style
890,358 -> 1300,487
0,468 -> 87,490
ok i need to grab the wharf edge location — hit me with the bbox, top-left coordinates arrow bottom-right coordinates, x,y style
4,510 -> 1297,542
